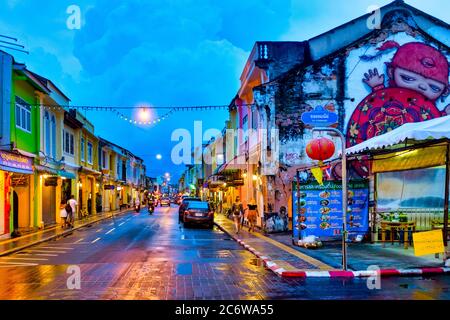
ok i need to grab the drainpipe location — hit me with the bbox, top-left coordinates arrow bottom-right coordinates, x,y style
444,143 -> 449,247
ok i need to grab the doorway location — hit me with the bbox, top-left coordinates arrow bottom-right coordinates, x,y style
42,181 -> 56,227
13,191 -> 18,231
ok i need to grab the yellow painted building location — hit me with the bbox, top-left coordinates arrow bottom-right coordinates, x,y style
77,112 -> 101,218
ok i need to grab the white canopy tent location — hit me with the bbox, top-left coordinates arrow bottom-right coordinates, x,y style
344,115 -> 450,246
346,115 -> 450,155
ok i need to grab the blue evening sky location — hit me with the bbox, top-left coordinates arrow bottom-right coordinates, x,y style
0,0 -> 448,179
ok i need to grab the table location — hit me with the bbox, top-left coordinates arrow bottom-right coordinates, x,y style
380,221 -> 416,249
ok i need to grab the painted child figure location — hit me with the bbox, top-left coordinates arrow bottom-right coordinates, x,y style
347,41 -> 450,177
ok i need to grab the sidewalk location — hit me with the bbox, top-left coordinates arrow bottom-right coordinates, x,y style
0,208 -> 132,257
214,214 -> 336,275
214,214 -> 450,278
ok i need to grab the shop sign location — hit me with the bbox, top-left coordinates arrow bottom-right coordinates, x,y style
413,230 -> 445,256
292,180 -> 369,241
0,150 -> 33,172
45,177 -> 58,186
301,106 -> 338,128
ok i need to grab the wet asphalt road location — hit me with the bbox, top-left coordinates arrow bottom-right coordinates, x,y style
0,205 -> 450,300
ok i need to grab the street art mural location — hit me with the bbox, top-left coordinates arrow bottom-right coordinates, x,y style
346,37 -> 450,177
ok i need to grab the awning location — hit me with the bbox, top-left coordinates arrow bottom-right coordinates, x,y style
58,170 -> 76,179
346,115 -> 450,155
214,154 -> 247,175
34,164 -> 59,176
0,165 -> 33,175
78,166 -> 102,176
372,143 -> 448,173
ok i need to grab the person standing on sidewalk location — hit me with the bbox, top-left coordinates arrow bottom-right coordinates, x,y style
67,195 -> 78,228
231,196 -> 244,234
247,199 -> 258,233
60,204 -> 68,229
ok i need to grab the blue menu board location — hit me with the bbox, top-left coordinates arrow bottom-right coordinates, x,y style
292,180 -> 369,241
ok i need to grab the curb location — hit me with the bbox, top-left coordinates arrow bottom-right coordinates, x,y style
214,221 -> 450,278
0,209 -> 132,257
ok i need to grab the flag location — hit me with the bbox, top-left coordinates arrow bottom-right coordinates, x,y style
311,167 -> 323,185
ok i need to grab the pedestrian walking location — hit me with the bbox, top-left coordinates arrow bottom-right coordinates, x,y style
60,204 -> 68,229
67,195 -> 78,228
231,196 -> 244,234
247,199 -> 258,232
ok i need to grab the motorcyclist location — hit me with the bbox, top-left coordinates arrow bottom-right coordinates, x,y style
148,194 -> 155,214
135,197 -> 141,212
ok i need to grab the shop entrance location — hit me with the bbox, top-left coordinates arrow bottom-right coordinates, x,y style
42,178 -> 57,227
87,177 -> 93,215
12,191 -> 18,231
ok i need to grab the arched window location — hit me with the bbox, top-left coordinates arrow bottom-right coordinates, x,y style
44,111 -> 51,156
51,115 -> 56,159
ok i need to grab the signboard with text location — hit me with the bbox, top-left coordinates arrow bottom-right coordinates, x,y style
413,230 -> 445,256
293,180 -> 369,241
301,106 -> 338,128
0,150 -> 33,173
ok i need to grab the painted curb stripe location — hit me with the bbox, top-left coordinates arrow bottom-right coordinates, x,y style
282,271 -> 307,278
353,270 -> 378,277
305,271 -> 331,277
380,269 -> 401,276
399,268 -> 422,275
329,271 -> 355,278
215,221 -> 450,279
421,267 -> 444,274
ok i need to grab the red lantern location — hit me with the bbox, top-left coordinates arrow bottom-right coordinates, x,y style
306,137 -> 335,164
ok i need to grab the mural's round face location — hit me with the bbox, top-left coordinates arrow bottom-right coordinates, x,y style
392,67 -> 447,101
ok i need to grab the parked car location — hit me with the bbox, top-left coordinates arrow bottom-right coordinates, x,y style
160,197 -> 171,207
178,197 -> 201,222
182,201 -> 214,228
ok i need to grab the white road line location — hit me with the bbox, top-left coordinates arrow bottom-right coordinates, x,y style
105,228 -> 115,235
16,253 -> 57,257
108,223 -> 114,226
0,261 -> 38,266
118,222 -> 125,226
39,246 -> 73,250
25,250 -> 66,254
0,257 -> 48,261
96,228 -> 103,232
91,237 -> 101,243
73,238 -> 84,244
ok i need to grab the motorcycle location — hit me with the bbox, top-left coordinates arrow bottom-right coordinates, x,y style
148,201 -> 155,215
135,203 -> 141,212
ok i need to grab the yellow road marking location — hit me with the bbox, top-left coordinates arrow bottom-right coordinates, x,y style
251,232 -> 334,271
272,260 -> 298,271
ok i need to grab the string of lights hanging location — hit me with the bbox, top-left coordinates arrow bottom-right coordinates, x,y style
22,103 -> 235,127
27,104 -> 234,111
116,109 -> 174,126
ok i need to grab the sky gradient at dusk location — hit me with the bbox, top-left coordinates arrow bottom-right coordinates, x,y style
1,0 -> 448,179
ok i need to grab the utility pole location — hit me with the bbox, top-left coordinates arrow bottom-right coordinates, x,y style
312,127 -> 348,271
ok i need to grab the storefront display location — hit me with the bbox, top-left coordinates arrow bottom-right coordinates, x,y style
376,166 -> 447,231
